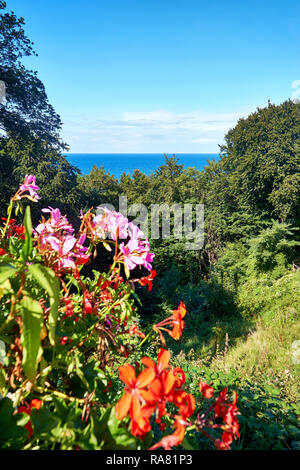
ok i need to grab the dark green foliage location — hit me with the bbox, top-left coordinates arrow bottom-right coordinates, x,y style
184,368 -> 300,450
77,165 -> 120,211
219,100 -> 300,224
0,398 -> 28,449
0,136 -> 81,224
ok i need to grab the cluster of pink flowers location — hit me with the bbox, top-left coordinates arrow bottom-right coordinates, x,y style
93,208 -> 131,241
93,207 -> 155,272
34,207 -> 90,272
14,175 -> 40,202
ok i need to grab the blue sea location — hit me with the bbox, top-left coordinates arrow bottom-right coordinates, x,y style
64,153 -> 220,179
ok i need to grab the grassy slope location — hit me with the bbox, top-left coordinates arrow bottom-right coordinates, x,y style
154,269 -> 300,450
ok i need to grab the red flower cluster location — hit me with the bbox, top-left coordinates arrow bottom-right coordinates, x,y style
196,382 -> 240,450
138,269 -> 157,292
115,348 -> 195,448
60,336 -> 71,346
128,324 -> 146,339
153,301 -> 187,344
17,399 -> 42,437
1,218 -> 25,240
62,295 -> 75,320
213,388 -> 240,450
83,291 -> 93,315
198,381 -> 214,399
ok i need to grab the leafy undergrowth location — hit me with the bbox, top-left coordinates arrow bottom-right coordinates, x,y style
163,285 -> 300,450
141,230 -> 300,450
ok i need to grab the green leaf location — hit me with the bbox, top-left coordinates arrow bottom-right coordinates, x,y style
31,406 -> 61,438
93,407 -> 137,450
0,367 -> 7,395
28,264 -> 60,345
124,264 -> 130,279
181,436 -> 197,450
20,296 -> 44,382
0,398 -> 28,449
21,205 -> 33,262
0,262 -> 17,285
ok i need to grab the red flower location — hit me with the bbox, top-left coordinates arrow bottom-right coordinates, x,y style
0,248 -> 6,255
213,388 -> 240,448
115,349 -> 196,449
198,381 -> 214,399
149,417 -> 186,450
153,301 -> 187,343
17,399 -> 42,437
62,296 -> 74,319
83,292 -> 93,314
143,349 -> 195,422
129,324 -> 146,339
115,364 -> 155,437
12,224 -> 25,240
170,301 -> 187,339
60,336 -> 69,345
139,269 -> 157,291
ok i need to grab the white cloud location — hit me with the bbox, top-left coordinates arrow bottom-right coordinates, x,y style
61,108 -> 249,153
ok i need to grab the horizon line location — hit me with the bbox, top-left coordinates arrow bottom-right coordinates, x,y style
63,152 -> 220,155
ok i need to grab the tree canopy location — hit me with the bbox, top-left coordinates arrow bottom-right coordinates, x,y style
0,1 -> 64,147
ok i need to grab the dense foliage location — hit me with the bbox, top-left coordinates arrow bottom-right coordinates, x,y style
0,179 -> 240,450
0,1 -> 299,451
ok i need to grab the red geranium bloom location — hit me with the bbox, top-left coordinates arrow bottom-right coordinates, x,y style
199,381 -> 214,399
115,364 -> 155,437
141,349 -> 174,403
83,291 -> 93,314
139,269 -> 157,291
60,336 -> 70,345
153,301 -> 187,343
149,417 -> 186,450
12,224 -> 25,240
17,399 -> 42,437
170,301 -> 187,339
129,324 -> 146,339
141,350 -> 194,421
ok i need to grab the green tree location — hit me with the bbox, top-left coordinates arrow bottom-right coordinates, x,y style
219,100 -> 300,224
0,136 -> 81,223
77,165 -> 120,211
0,2 -> 81,218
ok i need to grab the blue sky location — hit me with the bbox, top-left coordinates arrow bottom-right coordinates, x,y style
7,0 -> 300,153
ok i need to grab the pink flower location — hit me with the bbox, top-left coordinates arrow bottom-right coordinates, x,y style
119,238 -> 155,272
128,221 -> 144,239
94,208 -> 129,241
15,175 -> 40,202
35,207 -> 74,235
34,208 -> 90,272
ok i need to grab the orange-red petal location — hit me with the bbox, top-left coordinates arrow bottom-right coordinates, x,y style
135,368 -> 155,389
118,364 -> 136,387
115,391 -> 132,420
141,356 -> 155,369
162,370 -> 176,395
157,348 -> 171,372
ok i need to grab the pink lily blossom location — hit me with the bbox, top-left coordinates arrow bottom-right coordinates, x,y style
119,238 -> 155,272
94,208 -> 129,241
15,175 -> 40,202
34,208 -> 90,272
